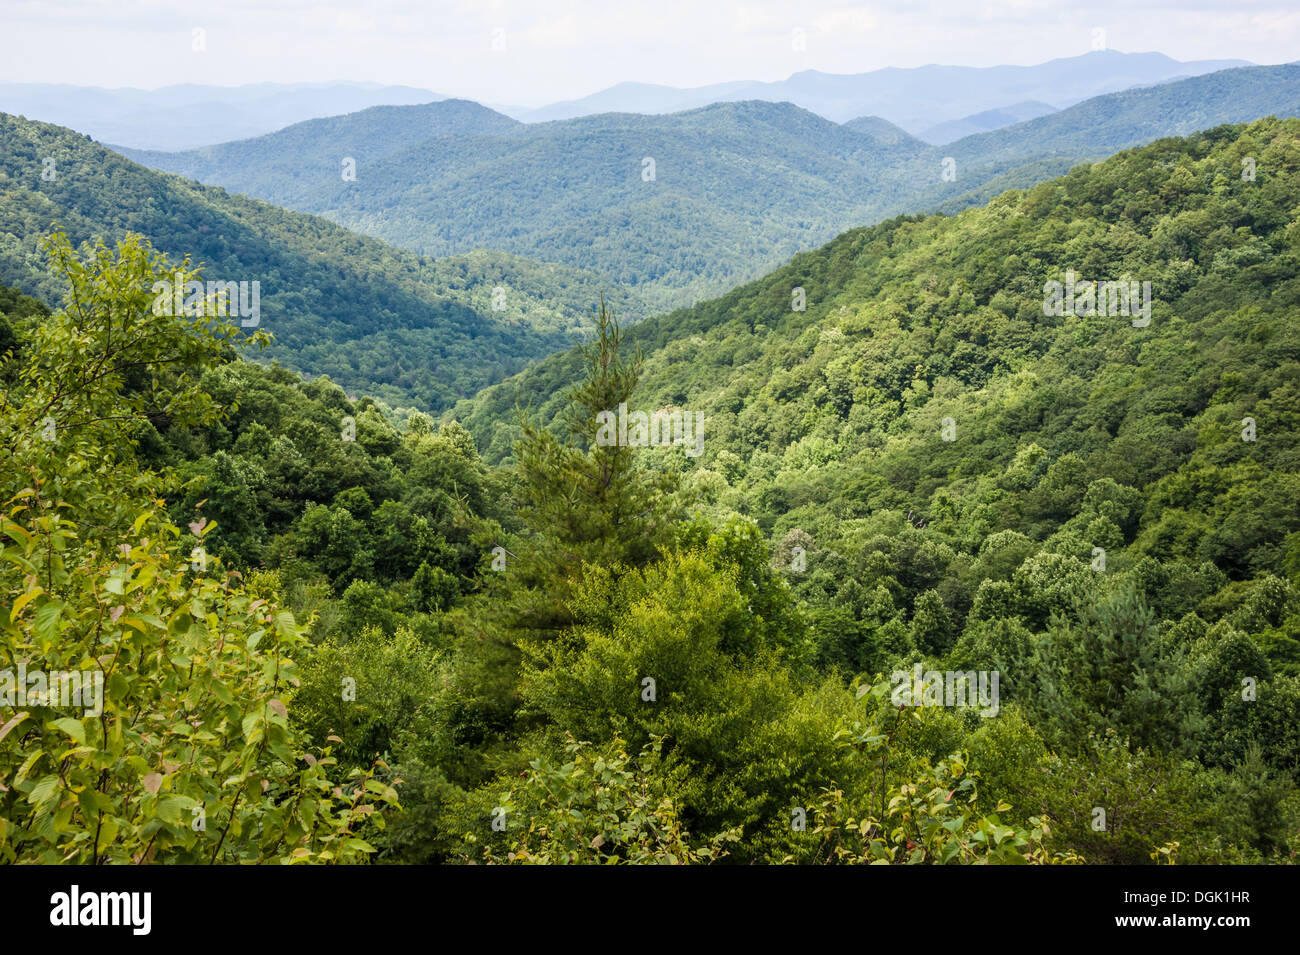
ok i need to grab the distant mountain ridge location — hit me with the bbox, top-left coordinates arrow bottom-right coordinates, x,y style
506,51 -> 1254,129
3,51 -> 1255,153
117,100 -> 522,208
917,101 -> 1059,145
0,81 -> 448,151
117,98 -> 931,312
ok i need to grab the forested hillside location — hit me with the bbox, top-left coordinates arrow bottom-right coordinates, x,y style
430,117 -> 1300,859
0,112 -> 643,410
4,117 -> 1297,865
928,64 -> 1300,213
117,99 -> 524,208
118,66 -> 1300,314
122,99 -> 930,311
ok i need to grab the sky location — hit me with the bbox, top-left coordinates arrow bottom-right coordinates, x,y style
1,0 -> 1296,107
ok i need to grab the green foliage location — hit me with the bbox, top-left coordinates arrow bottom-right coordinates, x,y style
7,112 -> 1300,865
290,627 -> 442,773
794,684 -> 1080,864
464,735 -> 740,865
438,117 -> 1300,863
0,235 -> 394,863
1028,585 -> 1203,754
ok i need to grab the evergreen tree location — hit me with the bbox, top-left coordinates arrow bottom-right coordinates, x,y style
498,298 -> 679,641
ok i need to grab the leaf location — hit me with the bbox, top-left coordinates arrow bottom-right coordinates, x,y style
9,587 -> 43,622
51,717 -> 85,744
28,774 -> 60,811
0,712 -> 30,742
273,611 -> 298,639
141,772 -> 163,795
97,815 -> 120,848
155,795 -> 191,826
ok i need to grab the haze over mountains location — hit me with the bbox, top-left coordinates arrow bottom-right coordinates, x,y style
504,51 -> 1252,129
918,101 -> 1058,145
0,51 -> 1259,151
0,82 -> 450,151
116,64 -> 1300,313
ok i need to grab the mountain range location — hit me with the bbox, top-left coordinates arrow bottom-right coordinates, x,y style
505,51 -> 1254,129
0,51 -> 1258,152
115,64 -> 1300,312
5,58 -> 1300,417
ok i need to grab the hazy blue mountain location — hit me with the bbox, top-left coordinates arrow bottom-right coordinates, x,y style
917,101 -> 1059,144
0,82 -> 447,150
503,80 -> 762,122
509,51 -> 1252,127
886,64 -> 1300,225
946,64 -> 1300,171
117,100 -> 523,208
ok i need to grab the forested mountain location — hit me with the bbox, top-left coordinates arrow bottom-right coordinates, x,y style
118,99 -> 524,208
922,64 -> 1300,214
408,116 -> 1298,860
117,66 -> 1300,314
840,115 -> 926,148
0,111 -> 643,409
948,65 -> 1300,170
917,100 -> 1058,145
120,99 -> 929,311
7,117 -> 1293,866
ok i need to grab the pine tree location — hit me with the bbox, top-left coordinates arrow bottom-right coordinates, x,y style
498,297 -> 679,641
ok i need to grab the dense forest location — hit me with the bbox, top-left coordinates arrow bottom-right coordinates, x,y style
2,116 -> 1299,864
0,112 -> 643,410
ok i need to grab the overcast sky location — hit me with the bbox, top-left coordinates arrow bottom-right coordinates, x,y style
2,0 -> 1296,106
